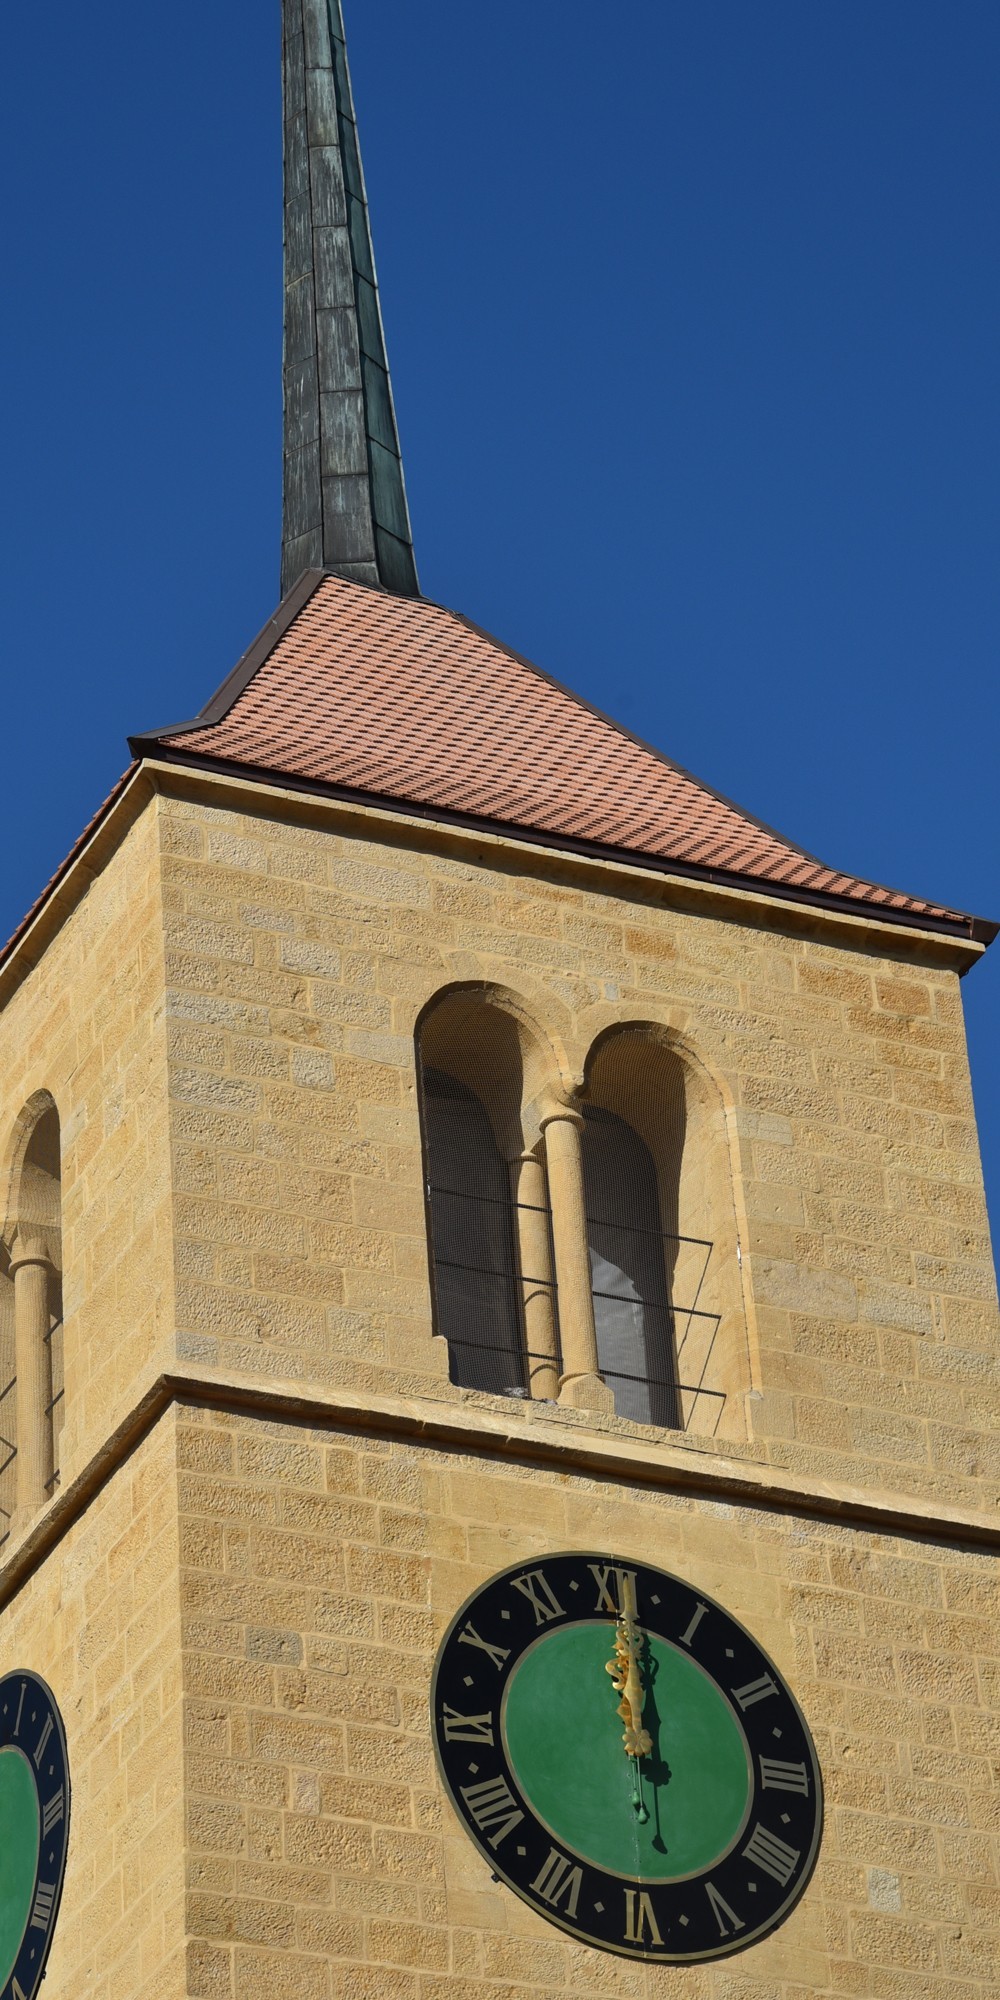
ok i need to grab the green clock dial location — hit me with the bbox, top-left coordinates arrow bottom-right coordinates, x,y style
0,1673 -> 71,2000
432,1552 -> 823,1962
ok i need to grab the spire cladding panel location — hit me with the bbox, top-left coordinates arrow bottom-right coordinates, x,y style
282,0 -> 419,598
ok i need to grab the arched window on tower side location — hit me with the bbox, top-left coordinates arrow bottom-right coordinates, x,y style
0,1252 -> 14,1545
582,1029 -> 747,1440
417,990 -> 560,1401
2,1097 -> 64,1522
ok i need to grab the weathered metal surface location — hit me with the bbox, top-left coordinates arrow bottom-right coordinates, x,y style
282,0 -> 419,597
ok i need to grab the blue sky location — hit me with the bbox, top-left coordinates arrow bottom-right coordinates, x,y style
1,1 -> 997,1261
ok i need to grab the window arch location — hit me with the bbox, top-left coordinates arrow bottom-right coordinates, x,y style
417,989 -> 560,1400
1,1096 -> 64,1525
582,1029 -> 746,1439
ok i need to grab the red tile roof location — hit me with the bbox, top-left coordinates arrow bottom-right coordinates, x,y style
129,572 -> 988,940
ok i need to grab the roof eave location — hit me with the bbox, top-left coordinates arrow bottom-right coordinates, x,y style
130,740 -> 999,956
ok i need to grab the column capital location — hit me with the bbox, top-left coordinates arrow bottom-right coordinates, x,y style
8,1227 -> 57,1274
539,1097 -> 586,1135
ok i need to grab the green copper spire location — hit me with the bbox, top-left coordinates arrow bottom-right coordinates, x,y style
282,0 -> 419,597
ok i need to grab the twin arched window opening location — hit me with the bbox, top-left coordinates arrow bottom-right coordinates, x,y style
419,1003 -> 736,1435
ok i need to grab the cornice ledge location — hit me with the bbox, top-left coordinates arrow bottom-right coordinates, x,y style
138,758 -> 987,973
0,1368 -> 997,1612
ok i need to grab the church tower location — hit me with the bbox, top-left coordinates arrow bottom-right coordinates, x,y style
0,5 -> 998,1997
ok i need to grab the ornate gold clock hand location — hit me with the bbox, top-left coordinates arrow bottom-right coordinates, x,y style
606,1573 -> 653,1758
606,1572 -> 652,1821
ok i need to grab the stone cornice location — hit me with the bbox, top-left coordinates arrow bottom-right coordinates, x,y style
0,755 -> 986,1016
0,1369 -> 997,1613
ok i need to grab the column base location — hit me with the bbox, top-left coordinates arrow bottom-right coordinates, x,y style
558,1372 -> 615,1413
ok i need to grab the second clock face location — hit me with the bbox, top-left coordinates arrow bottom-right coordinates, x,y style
0,1671 -> 70,2000
432,1552 -> 822,1962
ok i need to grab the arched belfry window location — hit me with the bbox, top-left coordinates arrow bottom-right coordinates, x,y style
582,1106 -> 680,1428
1,1097 -> 64,1530
417,991 -> 560,1400
582,1030 -> 746,1438
421,1070 -> 526,1396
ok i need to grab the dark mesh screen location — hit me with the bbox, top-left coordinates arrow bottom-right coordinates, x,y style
582,1106 -> 680,1428
422,1068 -> 527,1396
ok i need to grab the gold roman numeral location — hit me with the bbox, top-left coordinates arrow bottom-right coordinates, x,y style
706,1880 -> 744,1937
510,1570 -> 565,1626
731,1672 -> 778,1710
30,1881 -> 56,1932
530,1847 -> 583,1918
679,1602 -> 709,1648
758,1756 -> 809,1795
460,1775 -> 524,1849
42,1786 -> 65,1837
588,1563 -> 637,1616
743,1823 -> 801,1886
623,1889 -> 662,1945
441,1705 -> 494,1745
33,1712 -> 54,1769
457,1621 -> 510,1672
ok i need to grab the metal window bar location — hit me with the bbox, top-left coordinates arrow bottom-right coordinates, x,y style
428,1183 -> 725,1432
427,1182 -> 559,1399
43,1319 -> 63,1495
0,1374 -> 15,1548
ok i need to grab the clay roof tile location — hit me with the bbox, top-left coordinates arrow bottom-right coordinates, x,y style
126,573 -> 990,942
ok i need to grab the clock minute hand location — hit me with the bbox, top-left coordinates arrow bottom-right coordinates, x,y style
605,1575 -> 653,1761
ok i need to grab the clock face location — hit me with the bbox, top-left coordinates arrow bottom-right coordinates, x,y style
0,1672 -> 70,2000
432,1552 -> 822,1962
